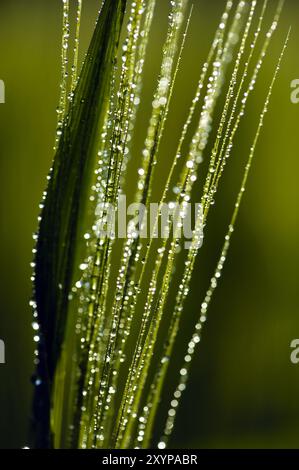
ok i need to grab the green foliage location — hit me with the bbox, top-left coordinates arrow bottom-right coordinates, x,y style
32,0 -> 288,449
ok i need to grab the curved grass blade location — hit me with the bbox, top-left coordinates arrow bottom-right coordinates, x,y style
159,27 -> 290,450
32,0 -> 127,448
126,0 -> 251,448
72,0 -> 152,450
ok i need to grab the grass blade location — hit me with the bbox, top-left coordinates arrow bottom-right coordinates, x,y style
32,0 -> 127,448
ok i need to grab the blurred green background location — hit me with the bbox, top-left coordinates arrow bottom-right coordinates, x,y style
0,0 -> 298,449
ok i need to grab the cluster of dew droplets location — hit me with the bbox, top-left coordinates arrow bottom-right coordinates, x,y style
153,0 -> 261,447
157,13 -> 289,452
136,0 -> 187,198
161,0 -> 254,353
120,0 -> 157,184
82,0 -> 185,432
71,66 -> 118,351
71,0 -> 286,450
70,0 -> 83,93
69,0 -> 156,450
133,0 -> 281,449
203,1 -> 282,218
111,0 -> 244,449
107,0 -> 190,374
161,0 -> 243,250
199,0 -> 252,212
91,1 -> 150,448
203,0 -> 263,213
177,0 -> 244,204
30,0 -> 288,451
130,0 -> 248,449
119,0 -> 155,181
108,0 -> 191,450
104,0 -> 190,449
75,0 -> 148,342
55,0 -> 70,149
203,0 -> 266,213
115,7 -> 191,411
128,2 -> 235,344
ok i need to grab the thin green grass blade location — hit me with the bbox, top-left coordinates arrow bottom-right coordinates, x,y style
128,0 -> 251,447
32,0 -> 127,448
159,26 -> 290,451
30,0 -> 288,450
72,0 -> 152,450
